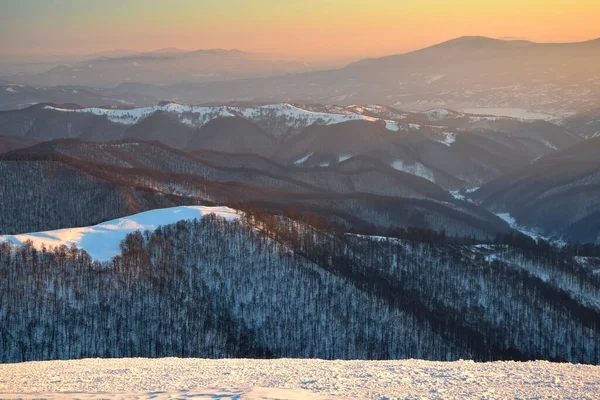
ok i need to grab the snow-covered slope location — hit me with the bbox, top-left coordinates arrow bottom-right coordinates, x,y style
234,103 -> 383,125
43,103 -> 235,126
391,160 -> 436,182
43,102 -> 404,137
0,206 -> 240,261
0,358 -> 597,399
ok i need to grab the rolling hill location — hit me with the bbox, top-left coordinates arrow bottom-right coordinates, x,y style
110,36 -> 600,114
473,137 -> 600,243
1,138 -> 510,239
0,102 -> 579,189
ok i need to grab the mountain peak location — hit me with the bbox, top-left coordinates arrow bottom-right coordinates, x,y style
149,47 -> 186,54
435,36 -> 534,48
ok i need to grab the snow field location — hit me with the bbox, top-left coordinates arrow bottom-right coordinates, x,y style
0,358 -> 598,399
0,206 -> 240,262
44,102 -> 404,133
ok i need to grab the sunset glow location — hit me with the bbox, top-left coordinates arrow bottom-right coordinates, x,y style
2,0 -> 599,62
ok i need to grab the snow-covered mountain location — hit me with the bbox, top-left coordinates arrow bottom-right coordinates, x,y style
0,102 -> 580,190
0,206 -> 240,261
42,102 -> 403,137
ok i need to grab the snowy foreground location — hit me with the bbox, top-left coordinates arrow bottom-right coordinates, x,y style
0,358 -> 598,399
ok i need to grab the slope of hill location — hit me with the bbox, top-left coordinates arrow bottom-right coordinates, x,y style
561,106 -> 600,139
39,102 -> 398,139
0,206 -> 239,261
2,49 -> 314,87
187,116 -> 276,157
274,112 -> 579,188
3,37 -> 599,114
0,82 -> 158,111
473,137 -> 600,243
123,111 -> 194,149
0,139 -> 510,239
10,139 -> 450,200
112,36 -> 600,114
0,103 -> 127,140
0,134 -> 45,154
0,102 -> 578,189
1,210 -> 598,364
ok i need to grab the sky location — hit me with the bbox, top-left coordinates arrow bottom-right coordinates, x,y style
1,0 -> 599,63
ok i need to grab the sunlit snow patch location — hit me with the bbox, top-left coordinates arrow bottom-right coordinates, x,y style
425,74 -> 446,84
45,102 -> 405,134
293,152 -> 313,165
44,103 -> 235,127
450,187 -> 479,203
436,132 -> 456,147
1,357 -> 598,399
392,160 -> 435,182
385,121 -> 400,131
495,212 -> 564,246
338,153 -> 352,162
0,206 -> 240,262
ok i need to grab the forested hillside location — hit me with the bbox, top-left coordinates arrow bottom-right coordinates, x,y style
0,141 -> 510,239
0,102 -> 579,190
474,137 -> 600,243
1,211 -> 599,364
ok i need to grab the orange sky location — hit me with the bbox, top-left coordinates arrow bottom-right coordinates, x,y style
1,0 -> 599,62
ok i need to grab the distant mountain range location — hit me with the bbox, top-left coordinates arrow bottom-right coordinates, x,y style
0,81 -> 158,111
2,36 -> 599,116
3,99 -> 599,243
2,49 -> 315,87
0,102 -> 581,189
1,35 -> 600,244
103,36 -> 600,114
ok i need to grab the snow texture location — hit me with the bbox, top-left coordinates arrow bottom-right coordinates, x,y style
44,103 -> 235,126
0,358 -> 598,399
449,188 -> 479,203
338,153 -> 353,162
293,152 -> 313,165
495,212 -> 566,247
496,213 -> 542,240
392,160 -> 435,182
460,108 -> 560,121
425,74 -> 446,84
0,206 -> 239,262
44,102 -> 403,133
436,132 -> 456,147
